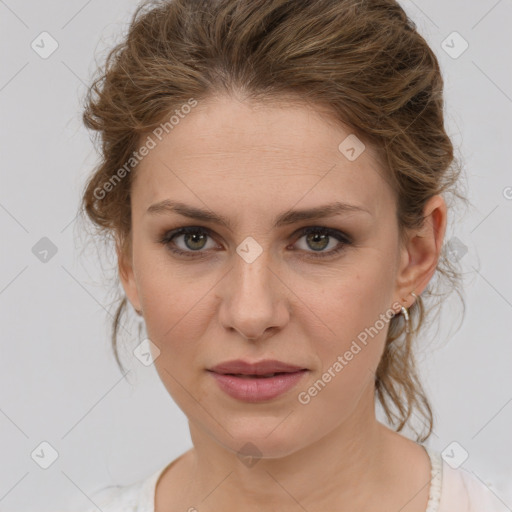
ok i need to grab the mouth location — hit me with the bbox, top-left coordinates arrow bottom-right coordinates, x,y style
206,363 -> 309,402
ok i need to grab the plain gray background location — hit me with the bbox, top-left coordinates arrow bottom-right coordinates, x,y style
1,0 -> 511,510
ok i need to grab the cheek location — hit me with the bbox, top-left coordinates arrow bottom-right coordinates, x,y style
139,273 -> 210,409
134,240 -> 201,333
296,281 -> 391,422
141,282 -> 206,359
301,260 -> 395,340
299,259 -> 396,383
135,264 -> 217,380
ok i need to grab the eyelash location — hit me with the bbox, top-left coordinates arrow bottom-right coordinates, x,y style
158,226 -> 352,260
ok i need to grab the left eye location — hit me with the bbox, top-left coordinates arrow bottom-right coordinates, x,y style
293,226 -> 350,256
159,226 -> 351,259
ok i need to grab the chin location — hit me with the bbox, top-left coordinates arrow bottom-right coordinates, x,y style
211,416 -> 311,460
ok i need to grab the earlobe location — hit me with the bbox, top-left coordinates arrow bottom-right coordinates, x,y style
393,195 -> 447,311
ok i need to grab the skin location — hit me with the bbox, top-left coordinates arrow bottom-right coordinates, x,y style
118,93 -> 447,512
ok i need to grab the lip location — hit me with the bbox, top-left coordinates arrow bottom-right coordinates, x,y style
209,359 -> 307,375
207,359 -> 309,402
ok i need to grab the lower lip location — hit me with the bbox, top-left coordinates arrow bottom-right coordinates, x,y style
208,370 -> 308,402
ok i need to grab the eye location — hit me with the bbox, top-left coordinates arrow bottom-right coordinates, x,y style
291,226 -> 352,259
158,225 -> 352,259
159,226 -> 218,258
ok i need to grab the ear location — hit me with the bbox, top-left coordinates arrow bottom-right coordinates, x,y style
392,194 -> 447,312
116,237 -> 142,315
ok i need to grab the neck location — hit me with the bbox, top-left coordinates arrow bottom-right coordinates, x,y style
179,388 -> 389,511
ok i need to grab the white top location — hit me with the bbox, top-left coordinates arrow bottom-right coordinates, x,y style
84,447 -> 510,512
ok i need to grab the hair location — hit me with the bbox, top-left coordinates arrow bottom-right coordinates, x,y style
79,0 -> 468,443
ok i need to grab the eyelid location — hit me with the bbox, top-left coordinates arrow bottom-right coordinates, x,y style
292,225 -> 352,244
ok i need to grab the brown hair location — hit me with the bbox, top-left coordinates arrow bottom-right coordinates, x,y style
79,0 -> 467,443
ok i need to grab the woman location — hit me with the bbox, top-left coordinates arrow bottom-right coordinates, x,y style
80,0 -> 508,510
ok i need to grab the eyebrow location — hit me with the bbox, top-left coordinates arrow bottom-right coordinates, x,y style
146,199 -> 372,230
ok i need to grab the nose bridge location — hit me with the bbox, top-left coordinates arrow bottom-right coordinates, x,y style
218,241 -> 287,340
234,245 -> 272,298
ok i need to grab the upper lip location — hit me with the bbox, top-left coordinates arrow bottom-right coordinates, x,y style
208,359 -> 308,375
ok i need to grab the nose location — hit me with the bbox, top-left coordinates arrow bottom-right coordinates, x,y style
217,248 -> 289,342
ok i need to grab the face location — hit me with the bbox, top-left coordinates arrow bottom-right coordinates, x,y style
118,94 -> 425,458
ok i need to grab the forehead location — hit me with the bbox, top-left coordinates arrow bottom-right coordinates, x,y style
132,95 -> 394,220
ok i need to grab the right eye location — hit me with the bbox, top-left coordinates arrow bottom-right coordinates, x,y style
159,226 -> 219,258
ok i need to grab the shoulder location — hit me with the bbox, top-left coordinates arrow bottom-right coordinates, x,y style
82,466 -> 164,512
437,456 -> 510,512
81,453 -> 188,512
